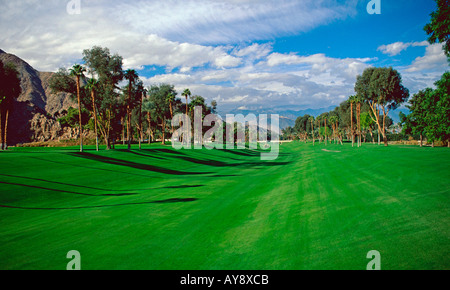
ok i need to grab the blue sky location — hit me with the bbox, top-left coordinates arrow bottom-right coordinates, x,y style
0,0 -> 447,114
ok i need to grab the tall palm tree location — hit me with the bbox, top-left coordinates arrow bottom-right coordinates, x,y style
138,87 -> 146,150
309,116 -> 315,146
124,69 -> 139,151
86,78 -> 99,151
349,95 -> 356,147
182,89 -> 191,117
355,95 -> 362,147
69,64 -> 86,152
316,116 -> 322,143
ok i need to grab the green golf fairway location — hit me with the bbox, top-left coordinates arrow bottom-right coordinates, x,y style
0,142 -> 449,270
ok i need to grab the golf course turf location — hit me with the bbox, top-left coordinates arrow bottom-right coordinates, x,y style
0,142 -> 448,270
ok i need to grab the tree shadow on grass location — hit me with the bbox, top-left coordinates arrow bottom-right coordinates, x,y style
143,148 -> 186,156
174,154 -> 292,168
118,150 -> 167,160
161,185 -> 204,189
0,181 -> 138,197
30,156 -> 155,179
68,152 -> 213,176
0,198 -> 199,210
0,174 -> 127,192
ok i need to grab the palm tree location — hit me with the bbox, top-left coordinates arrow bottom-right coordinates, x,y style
309,116 -> 315,146
69,64 -> 86,152
86,78 -> 99,151
142,98 -> 155,144
316,116 -> 322,143
349,95 -> 356,147
182,89 -> 191,117
355,95 -> 362,147
138,87 -> 146,150
124,69 -> 139,151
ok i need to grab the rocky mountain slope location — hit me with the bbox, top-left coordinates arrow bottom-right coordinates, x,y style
0,49 -> 77,145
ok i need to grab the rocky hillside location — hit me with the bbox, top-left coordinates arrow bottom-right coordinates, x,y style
0,49 -> 78,145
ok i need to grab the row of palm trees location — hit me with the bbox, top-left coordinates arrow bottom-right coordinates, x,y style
283,94 -> 369,147
69,64 -> 195,152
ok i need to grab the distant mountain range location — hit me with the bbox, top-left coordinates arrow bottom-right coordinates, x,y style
221,104 -> 408,130
221,106 -> 338,130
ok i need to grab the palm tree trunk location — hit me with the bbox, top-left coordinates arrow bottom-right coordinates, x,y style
351,102 -> 354,147
147,112 -> 151,144
91,91 -> 99,151
4,109 -> 9,150
420,134 -> 423,147
127,81 -> 132,151
139,92 -> 143,150
76,76 -> 83,153
162,118 -> 166,145
318,121 -> 321,143
324,119 -> 327,146
122,116 -> 125,145
0,109 -> 3,150
127,108 -> 131,151
382,107 -> 388,147
107,107 -> 112,150
357,103 -> 361,147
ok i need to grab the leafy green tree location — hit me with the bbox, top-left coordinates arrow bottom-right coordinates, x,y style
69,64 -> 86,152
282,126 -> 294,141
356,67 -> 409,146
58,107 -> 90,129
148,84 -> 178,145
82,46 -> 124,149
360,111 -> 375,143
426,73 -> 450,147
424,0 -> 450,62
401,88 -> 432,146
142,98 -> 157,144
0,61 -> 21,150
294,114 -> 313,142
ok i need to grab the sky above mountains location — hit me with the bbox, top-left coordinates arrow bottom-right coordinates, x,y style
1,0 -> 448,113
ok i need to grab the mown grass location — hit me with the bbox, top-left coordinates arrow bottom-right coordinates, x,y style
0,142 -> 448,269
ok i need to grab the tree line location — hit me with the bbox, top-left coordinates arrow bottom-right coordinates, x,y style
49,46 -> 217,152
283,68 -> 449,148
283,67 -> 406,147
